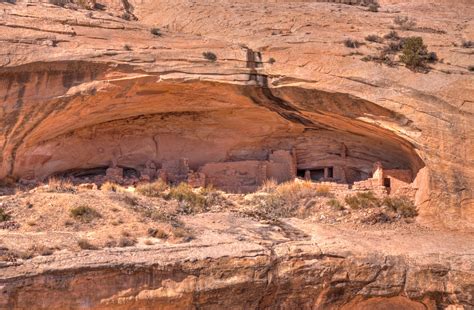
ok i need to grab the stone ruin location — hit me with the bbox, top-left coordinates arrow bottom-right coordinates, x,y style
84,147 -> 414,197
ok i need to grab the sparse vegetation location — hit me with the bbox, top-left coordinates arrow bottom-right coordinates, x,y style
78,239 -> 98,250
327,199 -> 344,211
268,57 -> 276,64
248,181 -> 334,219
167,183 -> 207,214
0,209 -> 10,222
365,35 -> 384,43
70,205 -> 101,223
393,16 -> 417,30
46,177 -> 76,193
399,37 -> 436,70
136,180 -> 167,197
150,28 -> 162,36
315,184 -> 334,197
344,38 -> 362,48
118,236 -> 137,247
461,40 -> 473,48
171,226 -> 194,241
203,51 -> 217,62
344,191 -> 381,209
101,181 -> 125,193
148,227 -> 168,239
384,31 -> 400,41
382,196 -> 418,218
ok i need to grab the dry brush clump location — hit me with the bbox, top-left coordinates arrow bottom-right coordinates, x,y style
246,180 -> 335,219
393,16 -> 417,30
70,205 -> 101,223
45,177 -> 76,193
136,180 -> 168,197
344,191 -> 381,209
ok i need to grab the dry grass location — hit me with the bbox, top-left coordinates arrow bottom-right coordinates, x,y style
166,183 -> 207,214
101,181 -> 126,193
136,180 -> 168,197
0,208 -> 11,222
382,196 -> 418,218
46,177 -> 76,193
78,239 -> 98,250
345,191 -> 381,209
247,180 -> 335,219
393,16 -> 417,30
70,205 -> 101,223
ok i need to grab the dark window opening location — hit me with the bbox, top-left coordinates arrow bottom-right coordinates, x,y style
297,169 -> 306,178
384,178 -> 391,188
327,167 -> 334,178
310,169 -> 325,181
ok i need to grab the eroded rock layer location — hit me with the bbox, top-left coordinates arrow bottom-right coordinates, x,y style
0,1 -> 473,226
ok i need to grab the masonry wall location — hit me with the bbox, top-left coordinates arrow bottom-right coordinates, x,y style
200,161 -> 267,193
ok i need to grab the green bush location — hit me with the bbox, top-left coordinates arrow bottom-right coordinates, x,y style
399,37 -> 435,70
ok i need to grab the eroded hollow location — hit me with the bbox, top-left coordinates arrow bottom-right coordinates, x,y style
1,67 -> 425,194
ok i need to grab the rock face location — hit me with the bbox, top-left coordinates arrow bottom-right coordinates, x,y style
1,213 -> 473,309
0,0 -> 473,220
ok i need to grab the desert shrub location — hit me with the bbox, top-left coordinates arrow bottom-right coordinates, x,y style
344,38 -> 361,48
147,227 -> 168,239
150,28 -> 162,36
344,191 -> 381,209
249,181 -> 333,218
362,212 -> 393,225
123,44 -> 132,51
385,40 -> 405,53
367,2 -> 380,12
77,239 -> 98,250
70,205 -> 101,223
0,209 -> 10,222
171,227 -> 194,241
118,236 -> 137,247
382,196 -> 418,218
166,183 -> 207,214
268,57 -> 276,64
119,193 -> 139,206
315,184 -> 334,197
199,186 -> 228,207
46,177 -> 75,193
365,35 -> 384,43
461,40 -> 473,48
260,179 -> 278,193
202,51 -> 217,62
399,37 -> 434,70
327,199 -> 344,211
393,16 -> 416,30
136,180 -> 168,197
384,31 -> 400,41
101,182 -> 125,193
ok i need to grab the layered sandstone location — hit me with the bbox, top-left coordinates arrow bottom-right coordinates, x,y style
1,213 -> 473,309
0,0 -> 473,308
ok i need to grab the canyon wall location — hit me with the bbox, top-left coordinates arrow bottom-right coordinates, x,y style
0,0 -> 473,230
